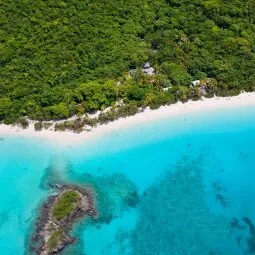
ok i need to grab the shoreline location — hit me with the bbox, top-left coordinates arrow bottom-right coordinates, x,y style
30,184 -> 97,255
1,92 -> 255,147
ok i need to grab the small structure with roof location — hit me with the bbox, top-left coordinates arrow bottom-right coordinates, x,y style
191,79 -> 209,95
143,62 -> 155,75
191,80 -> 201,86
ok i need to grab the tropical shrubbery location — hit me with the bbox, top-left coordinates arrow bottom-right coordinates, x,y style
52,190 -> 81,221
1,0 -> 255,124
47,230 -> 64,251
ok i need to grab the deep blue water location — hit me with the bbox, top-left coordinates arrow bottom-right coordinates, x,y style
0,105 -> 255,254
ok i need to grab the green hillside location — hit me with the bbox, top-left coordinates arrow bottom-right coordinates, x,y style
1,0 -> 255,123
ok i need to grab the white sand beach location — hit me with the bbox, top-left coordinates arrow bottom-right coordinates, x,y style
0,92 -> 255,147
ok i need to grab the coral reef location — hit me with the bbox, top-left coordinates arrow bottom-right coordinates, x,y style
115,160 -> 230,254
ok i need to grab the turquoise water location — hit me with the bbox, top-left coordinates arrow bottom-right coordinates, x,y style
0,105 -> 255,254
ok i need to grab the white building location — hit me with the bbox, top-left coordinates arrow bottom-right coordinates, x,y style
191,80 -> 200,86
143,62 -> 155,75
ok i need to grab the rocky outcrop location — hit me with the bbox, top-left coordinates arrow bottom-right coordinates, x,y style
30,184 -> 97,255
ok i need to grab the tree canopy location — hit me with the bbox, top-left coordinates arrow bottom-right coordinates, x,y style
0,0 -> 255,123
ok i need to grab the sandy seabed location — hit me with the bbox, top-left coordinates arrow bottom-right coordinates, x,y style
0,92 -> 255,147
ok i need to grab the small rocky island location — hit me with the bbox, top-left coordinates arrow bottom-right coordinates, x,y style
30,184 -> 97,254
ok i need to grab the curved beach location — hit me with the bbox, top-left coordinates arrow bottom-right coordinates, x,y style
0,92 -> 254,146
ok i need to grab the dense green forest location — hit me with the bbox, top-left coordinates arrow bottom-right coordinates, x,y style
1,0 -> 255,124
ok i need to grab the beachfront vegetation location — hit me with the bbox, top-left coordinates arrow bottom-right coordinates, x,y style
47,229 -> 64,251
52,190 -> 81,221
34,121 -> 43,131
1,0 -> 255,124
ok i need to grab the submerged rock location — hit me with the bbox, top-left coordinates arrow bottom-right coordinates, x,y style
30,184 -> 97,255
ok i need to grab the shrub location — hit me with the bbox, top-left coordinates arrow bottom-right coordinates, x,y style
54,123 -> 66,131
98,111 -> 117,124
47,230 -> 64,250
34,122 -> 43,131
43,122 -> 52,130
116,103 -> 139,118
52,190 -> 81,221
17,117 -> 29,129
83,117 -> 97,127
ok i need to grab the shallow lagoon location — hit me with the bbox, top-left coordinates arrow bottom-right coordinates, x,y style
0,105 -> 255,254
